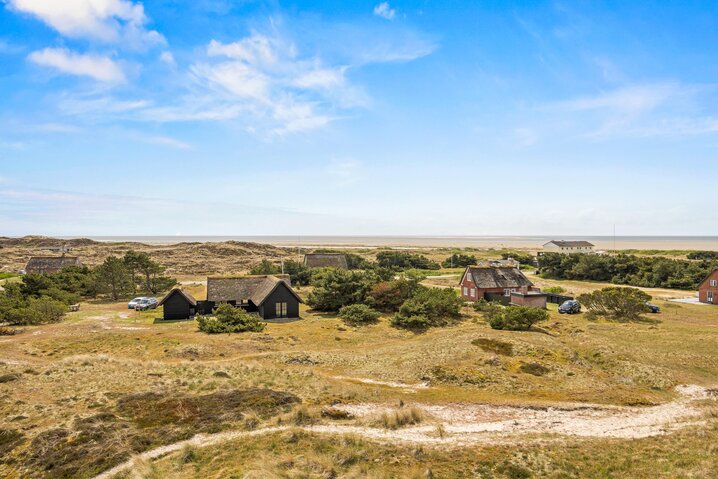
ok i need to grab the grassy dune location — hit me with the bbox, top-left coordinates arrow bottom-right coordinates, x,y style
1,281 -> 717,478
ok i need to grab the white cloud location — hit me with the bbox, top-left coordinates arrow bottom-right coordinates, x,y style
556,83 -> 685,114
159,51 -> 175,66
545,82 -> 718,139
7,0 -> 164,47
373,2 -> 396,20
28,47 -> 125,82
183,33 -> 357,134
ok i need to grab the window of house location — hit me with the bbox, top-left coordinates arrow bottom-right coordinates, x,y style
711,280 -> 718,287
470,288 -> 475,297
275,302 -> 287,317
463,287 -> 468,296
708,291 -> 714,303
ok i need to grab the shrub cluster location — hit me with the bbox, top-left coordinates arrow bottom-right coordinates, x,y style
391,288 -> 463,330
538,252 -> 715,290
375,251 -> 440,271
577,287 -> 652,321
338,304 -> 380,325
306,269 -> 376,311
487,306 -> 549,331
441,253 -> 477,268
249,259 -> 311,285
197,303 -> 266,334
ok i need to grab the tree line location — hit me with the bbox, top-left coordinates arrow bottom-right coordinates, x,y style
537,252 -> 716,290
0,251 -> 176,325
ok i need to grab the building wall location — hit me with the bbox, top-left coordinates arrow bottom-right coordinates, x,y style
162,292 -> 194,320
510,293 -> 547,309
259,283 -> 300,319
699,270 -> 718,304
544,243 -> 594,254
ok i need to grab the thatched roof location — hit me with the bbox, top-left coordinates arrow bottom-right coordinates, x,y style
465,266 -> 534,289
25,256 -> 82,274
206,275 -> 301,305
158,288 -> 197,306
303,253 -> 348,269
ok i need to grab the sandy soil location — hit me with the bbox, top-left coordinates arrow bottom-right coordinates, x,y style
91,384 -> 716,479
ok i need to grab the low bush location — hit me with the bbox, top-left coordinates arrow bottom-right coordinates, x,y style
391,288 -> 462,330
489,306 -> 549,331
542,285 -> 566,294
441,253 -> 477,268
338,304 -> 380,325
306,269 -> 375,312
197,303 -> 265,334
577,287 -> 652,321
370,277 -> 424,312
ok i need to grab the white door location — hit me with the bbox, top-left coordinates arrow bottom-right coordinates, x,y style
708,291 -> 714,304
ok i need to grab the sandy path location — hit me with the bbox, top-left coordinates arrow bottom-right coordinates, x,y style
91,384 -> 715,479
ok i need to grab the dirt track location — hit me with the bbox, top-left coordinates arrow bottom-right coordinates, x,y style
92,384 -> 715,479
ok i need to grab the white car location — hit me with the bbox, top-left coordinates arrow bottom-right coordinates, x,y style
128,297 -> 147,309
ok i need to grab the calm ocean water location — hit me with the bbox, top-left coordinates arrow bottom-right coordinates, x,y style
60,236 -> 718,250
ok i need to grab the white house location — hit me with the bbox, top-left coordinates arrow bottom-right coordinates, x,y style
542,240 -> 595,254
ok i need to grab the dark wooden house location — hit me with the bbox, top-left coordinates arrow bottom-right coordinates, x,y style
303,253 -> 348,269
203,275 -> 303,320
24,256 -> 83,274
158,288 -> 197,320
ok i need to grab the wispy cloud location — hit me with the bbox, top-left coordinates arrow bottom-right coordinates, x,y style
28,47 -> 125,83
7,0 -> 164,48
547,82 -> 718,139
373,2 -> 396,20
326,159 -> 362,186
142,135 -> 192,150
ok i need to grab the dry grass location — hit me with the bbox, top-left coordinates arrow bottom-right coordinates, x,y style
366,406 -> 424,429
1,260 -> 718,477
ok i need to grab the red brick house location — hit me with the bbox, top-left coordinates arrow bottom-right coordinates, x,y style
460,266 -> 539,302
698,268 -> 718,305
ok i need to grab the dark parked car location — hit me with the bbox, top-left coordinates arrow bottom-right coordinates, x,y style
134,297 -> 158,311
645,302 -> 661,313
558,300 -> 581,314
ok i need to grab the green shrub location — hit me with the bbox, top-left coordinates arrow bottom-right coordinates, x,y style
307,269 -> 375,312
370,278 -> 424,312
542,285 -> 566,294
489,306 -> 548,331
375,251 -> 440,271
577,287 -> 652,321
391,288 -> 462,330
538,252 -> 714,290
197,304 -> 265,334
0,295 -> 67,325
249,259 -> 281,275
338,304 -> 380,325
441,253 -> 477,268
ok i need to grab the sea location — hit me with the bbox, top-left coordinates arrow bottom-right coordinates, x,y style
58,236 -> 718,251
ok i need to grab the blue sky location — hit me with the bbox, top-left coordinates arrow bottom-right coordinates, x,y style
1,0 -> 718,236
